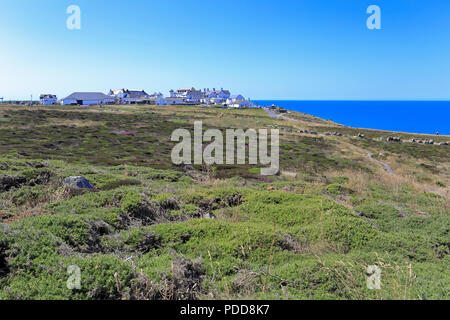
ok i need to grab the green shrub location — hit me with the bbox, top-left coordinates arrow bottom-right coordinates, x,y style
120,191 -> 143,214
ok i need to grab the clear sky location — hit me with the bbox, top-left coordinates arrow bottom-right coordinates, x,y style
0,0 -> 449,100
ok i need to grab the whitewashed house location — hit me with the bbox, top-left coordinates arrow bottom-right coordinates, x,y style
108,89 -> 150,104
148,92 -> 166,105
228,99 -> 254,109
169,87 -> 203,103
201,88 -> 231,105
40,94 -> 57,105
226,94 -> 245,105
62,92 -> 115,105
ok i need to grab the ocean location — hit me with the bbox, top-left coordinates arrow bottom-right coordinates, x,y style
254,100 -> 450,135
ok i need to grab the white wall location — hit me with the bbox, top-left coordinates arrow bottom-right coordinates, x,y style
62,99 -> 114,105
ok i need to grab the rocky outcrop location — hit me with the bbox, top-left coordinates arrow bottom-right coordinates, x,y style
63,176 -> 95,189
387,136 -> 402,142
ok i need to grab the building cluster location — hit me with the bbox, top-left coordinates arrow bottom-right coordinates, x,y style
33,87 -> 257,109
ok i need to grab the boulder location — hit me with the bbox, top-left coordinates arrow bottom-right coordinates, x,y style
63,176 -> 94,189
387,136 -> 402,142
281,171 -> 298,178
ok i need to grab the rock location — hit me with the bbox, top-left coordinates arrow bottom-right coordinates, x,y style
379,137 -> 387,141
358,133 -> 365,138
63,176 -> 94,189
310,131 -> 317,135
183,165 -> 195,171
281,171 -> 297,178
387,136 -> 402,142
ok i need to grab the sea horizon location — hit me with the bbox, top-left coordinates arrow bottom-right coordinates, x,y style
255,100 -> 450,136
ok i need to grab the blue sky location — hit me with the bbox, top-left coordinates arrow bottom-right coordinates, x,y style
0,0 -> 449,100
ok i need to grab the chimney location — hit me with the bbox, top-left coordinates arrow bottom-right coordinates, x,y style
213,88 -> 216,91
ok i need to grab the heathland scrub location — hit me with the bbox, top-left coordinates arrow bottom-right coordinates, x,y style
171,121 -> 279,175
0,104 -> 448,300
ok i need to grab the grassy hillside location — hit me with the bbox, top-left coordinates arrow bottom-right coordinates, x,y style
0,104 -> 448,300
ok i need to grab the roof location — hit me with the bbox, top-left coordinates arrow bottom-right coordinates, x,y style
124,90 -> 149,99
40,94 -> 57,99
63,92 -> 112,101
229,94 -> 243,99
205,89 -> 230,95
109,89 -> 126,95
231,100 -> 248,104
109,89 -> 149,98
177,87 -> 196,92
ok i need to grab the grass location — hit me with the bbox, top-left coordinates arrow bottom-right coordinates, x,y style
0,104 -> 448,300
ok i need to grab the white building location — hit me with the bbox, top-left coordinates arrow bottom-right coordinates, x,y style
108,89 -> 151,104
169,87 -> 203,103
228,99 -> 255,109
226,94 -> 245,105
201,88 -> 231,105
62,92 -> 115,105
40,94 -> 57,105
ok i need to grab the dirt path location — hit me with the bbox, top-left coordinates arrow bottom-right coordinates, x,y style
365,151 -> 393,174
263,107 -> 283,119
265,106 -> 395,174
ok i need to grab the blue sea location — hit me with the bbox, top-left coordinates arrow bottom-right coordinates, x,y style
254,100 -> 450,135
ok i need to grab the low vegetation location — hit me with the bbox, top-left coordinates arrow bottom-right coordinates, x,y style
0,104 -> 448,300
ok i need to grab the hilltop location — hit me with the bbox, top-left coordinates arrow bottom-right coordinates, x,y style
0,104 -> 448,300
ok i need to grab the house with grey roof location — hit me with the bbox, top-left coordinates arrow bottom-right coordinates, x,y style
226,94 -> 245,105
228,99 -> 255,109
108,89 -> 150,104
40,94 -> 58,105
201,88 -> 231,105
62,92 -> 115,105
169,87 -> 203,103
